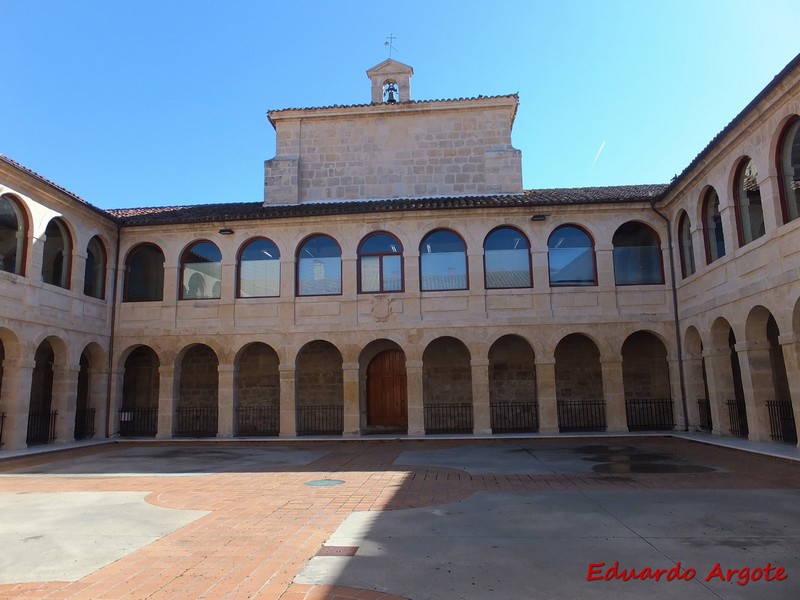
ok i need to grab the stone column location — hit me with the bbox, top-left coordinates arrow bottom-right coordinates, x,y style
279,364 -> 296,436
682,353 -> 707,431
217,363 -> 236,438
535,359 -> 559,433
89,365 -> 111,439
53,365 -> 79,444
778,335 -> 800,447
156,365 -> 176,438
702,348 -> 734,436
600,358 -> 627,432
735,341 -> 773,442
471,358 -> 491,434
107,367 -> 125,437
406,360 -> 424,435
667,355 -> 685,430
342,362 -> 360,436
0,358 -> 34,450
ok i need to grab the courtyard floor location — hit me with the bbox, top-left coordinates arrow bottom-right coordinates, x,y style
0,435 -> 798,599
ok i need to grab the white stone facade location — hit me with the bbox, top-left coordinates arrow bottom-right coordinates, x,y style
1,56 -> 800,451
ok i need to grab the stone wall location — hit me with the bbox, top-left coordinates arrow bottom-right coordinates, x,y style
296,341 -> 343,407
237,343 -> 280,408
489,335 -> 537,403
178,345 -> 218,409
423,337 -> 472,405
122,346 -> 159,409
554,335 -> 603,402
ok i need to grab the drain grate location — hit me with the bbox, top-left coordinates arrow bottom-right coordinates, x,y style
305,479 -> 345,486
316,545 -> 359,556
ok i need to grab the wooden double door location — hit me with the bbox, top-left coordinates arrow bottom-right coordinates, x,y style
366,350 -> 408,428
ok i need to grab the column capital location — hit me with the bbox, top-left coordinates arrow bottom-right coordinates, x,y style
405,360 -> 424,370
342,362 -> 360,371
470,359 -> 490,368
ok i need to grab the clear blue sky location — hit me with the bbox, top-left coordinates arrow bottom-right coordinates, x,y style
1,0 -> 798,209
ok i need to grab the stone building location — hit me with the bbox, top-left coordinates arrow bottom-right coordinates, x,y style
1,56 -> 799,451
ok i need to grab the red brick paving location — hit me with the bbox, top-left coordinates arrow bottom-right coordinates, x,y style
0,437 -> 797,599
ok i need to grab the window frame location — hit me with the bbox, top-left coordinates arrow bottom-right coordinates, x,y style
776,116 -> 800,225
83,235 -> 107,299
41,217 -> 72,289
483,225 -> 533,290
418,228 -> 469,292
357,231 -> 404,294
547,224 -> 597,287
0,193 -> 28,277
611,221 -> 664,286
179,239 -> 223,301
677,211 -> 696,279
701,187 -> 726,264
295,234 -> 343,297
236,236 -> 281,298
733,156 -> 765,247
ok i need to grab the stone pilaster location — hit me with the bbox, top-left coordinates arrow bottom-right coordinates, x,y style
0,358 -> 34,450
342,362 -> 361,436
53,365 -> 79,444
217,363 -> 236,438
535,359 -> 559,433
471,359 -> 491,434
600,358 -> 627,432
279,364 -> 296,436
406,360 -> 424,435
156,366 -> 176,438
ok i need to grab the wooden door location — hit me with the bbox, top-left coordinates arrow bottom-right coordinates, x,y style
367,350 -> 408,427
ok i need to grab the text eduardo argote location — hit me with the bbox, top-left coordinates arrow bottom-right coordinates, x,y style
586,561 -> 788,586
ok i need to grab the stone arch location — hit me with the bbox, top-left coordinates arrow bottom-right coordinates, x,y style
235,342 -> 280,436
121,345 -> 160,437
295,340 -> 343,435
684,325 -> 712,431
554,333 -> 605,432
621,331 -> 673,431
488,335 -> 537,433
175,344 -> 219,437
41,217 -> 73,289
422,336 -> 473,433
708,317 -> 748,437
359,339 -> 407,433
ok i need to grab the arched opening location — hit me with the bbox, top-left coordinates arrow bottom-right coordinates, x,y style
236,343 -> 280,436
121,346 -> 159,436
0,194 -> 27,276
684,326 -> 712,432
484,227 -> 532,289
702,187 -> 726,263
621,332 -> 673,430
423,337 -> 472,433
124,244 -> 165,302
181,241 -> 222,300
612,222 -> 664,285
555,334 -> 605,431
175,345 -> 218,437
678,211 -> 695,279
74,351 -> 95,440
777,116 -> 800,223
296,235 -> 342,296
28,341 -> 56,446
366,348 -> 407,431
358,232 -> 404,293
727,328 -> 749,437
734,157 -> 765,246
419,229 -> 468,291
41,218 -> 71,288
489,335 -> 537,432
764,315 -> 796,444
238,238 -> 281,297
84,236 -> 106,299
547,225 -> 596,286
296,341 -> 343,435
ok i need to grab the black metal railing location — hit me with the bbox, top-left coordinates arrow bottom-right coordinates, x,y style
296,405 -> 343,436
0,412 -> 5,446
557,400 -> 606,432
625,398 -> 675,431
27,410 -> 57,446
237,405 -> 279,436
490,401 -> 538,433
726,398 -> 748,438
74,408 -> 96,440
697,398 -> 713,432
174,406 -> 218,437
424,403 -> 473,434
119,407 -> 158,437
766,400 -> 797,444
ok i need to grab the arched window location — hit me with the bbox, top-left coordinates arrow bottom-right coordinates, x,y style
84,236 -> 106,299
734,157 -> 765,246
297,235 -> 341,296
702,187 -> 726,263
612,222 -> 663,285
419,229 -> 468,291
678,212 -> 695,279
238,238 -> 280,297
358,232 -> 403,293
484,226 -> 532,289
0,194 -> 26,275
547,225 -> 596,286
778,117 -> 800,223
181,241 -> 222,300
124,244 -> 165,302
41,218 -> 71,288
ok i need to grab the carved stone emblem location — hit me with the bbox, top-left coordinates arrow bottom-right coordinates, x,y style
371,296 -> 392,322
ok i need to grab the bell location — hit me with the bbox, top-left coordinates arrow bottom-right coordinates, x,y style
385,82 -> 398,104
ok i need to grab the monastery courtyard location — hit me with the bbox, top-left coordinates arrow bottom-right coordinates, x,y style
0,436 -> 798,600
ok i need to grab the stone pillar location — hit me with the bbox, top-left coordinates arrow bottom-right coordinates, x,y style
107,368 -> 125,437
471,358 -> 491,434
778,335 -> 800,447
667,355 -> 685,430
89,366 -> 111,439
702,347 -> 734,436
735,341 -> 773,442
156,366 -> 176,438
279,364 -> 296,436
217,363 -> 236,438
406,360 -> 424,435
342,362 -> 360,436
0,358 -> 34,450
535,359 -> 558,433
595,246 -> 614,287
600,358 -> 627,432
682,353 -> 707,431
53,365 -> 79,444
